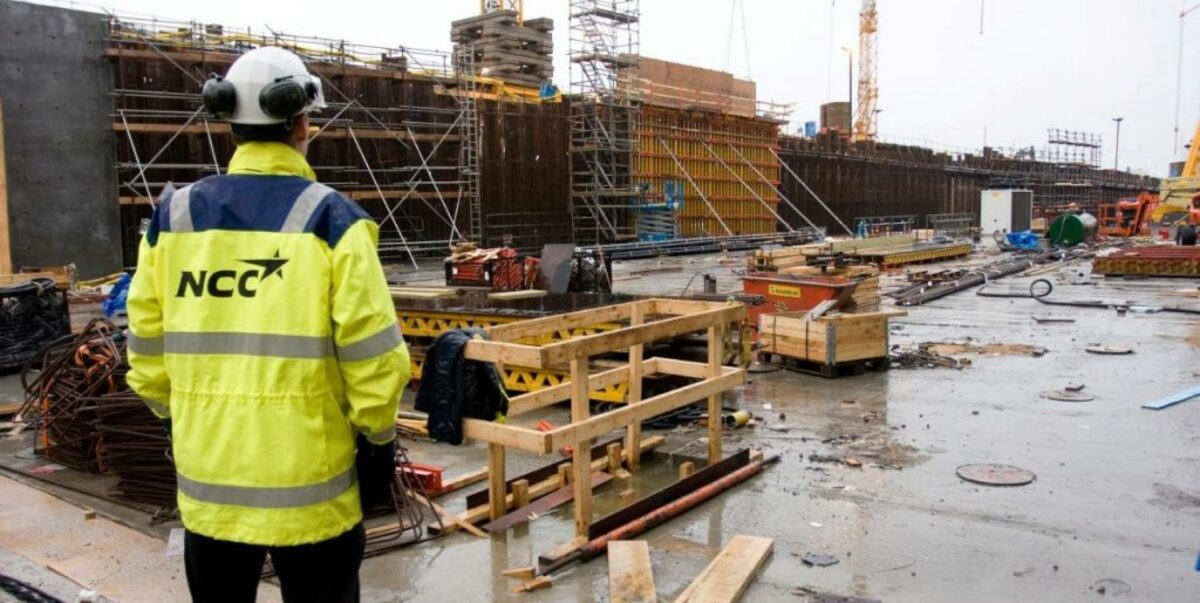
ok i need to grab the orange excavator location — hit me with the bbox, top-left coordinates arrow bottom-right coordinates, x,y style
1099,191 -> 1159,237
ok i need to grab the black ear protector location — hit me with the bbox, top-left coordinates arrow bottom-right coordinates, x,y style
259,75 -> 318,120
201,75 -> 237,119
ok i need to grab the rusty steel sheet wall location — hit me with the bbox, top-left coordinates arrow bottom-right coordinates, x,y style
478,101 -> 572,250
776,134 -> 1158,234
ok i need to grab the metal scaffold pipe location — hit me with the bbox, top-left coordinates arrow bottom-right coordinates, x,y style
701,140 -> 795,233
726,143 -> 822,234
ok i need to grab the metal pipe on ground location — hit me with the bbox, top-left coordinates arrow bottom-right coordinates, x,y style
891,250 -> 1062,306
537,455 -> 779,576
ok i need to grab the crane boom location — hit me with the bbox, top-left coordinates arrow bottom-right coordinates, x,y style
852,0 -> 878,142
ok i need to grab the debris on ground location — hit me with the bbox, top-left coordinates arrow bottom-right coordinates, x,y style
792,586 -> 881,603
797,552 -> 839,567
922,341 -> 1048,357
1084,345 -> 1134,355
956,463 -> 1036,487
1041,390 -> 1095,402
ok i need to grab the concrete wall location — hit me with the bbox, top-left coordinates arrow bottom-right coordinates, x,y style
0,0 -> 120,278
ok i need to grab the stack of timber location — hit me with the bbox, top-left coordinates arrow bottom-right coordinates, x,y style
776,265 -> 881,313
758,310 -> 906,378
747,244 -> 824,271
451,10 -> 553,88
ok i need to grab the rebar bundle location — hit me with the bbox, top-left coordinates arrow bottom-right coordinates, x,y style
19,319 -> 177,509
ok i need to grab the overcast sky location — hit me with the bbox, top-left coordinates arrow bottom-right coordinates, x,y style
55,0 -> 1200,176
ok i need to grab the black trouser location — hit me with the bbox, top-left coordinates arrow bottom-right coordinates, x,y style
184,523 -> 365,603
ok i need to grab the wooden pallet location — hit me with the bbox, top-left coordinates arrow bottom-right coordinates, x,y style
766,353 -> 888,378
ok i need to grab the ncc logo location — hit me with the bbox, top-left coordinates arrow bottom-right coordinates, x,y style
175,251 -> 288,298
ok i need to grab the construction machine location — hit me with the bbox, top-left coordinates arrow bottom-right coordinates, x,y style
1153,121 -> 1200,224
1099,191 -> 1159,237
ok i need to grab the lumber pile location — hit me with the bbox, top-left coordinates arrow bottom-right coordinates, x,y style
451,10 -> 553,88
777,265 -> 880,312
747,243 -> 823,271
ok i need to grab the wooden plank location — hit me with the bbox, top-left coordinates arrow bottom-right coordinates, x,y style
437,467 -> 488,496
626,303 -> 645,472
678,462 -> 695,479
488,289 -> 548,300
651,298 -> 735,316
546,368 -> 744,451
544,305 -> 745,365
462,339 -> 544,370
653,357 -> 712,379
488,443 -> 507,520
482,472 -> 613,532
0,99 -> 10,274
673,535 -> 774,603
707,325 -> 725,464
483,301 -> 640,342
570,357 -> 593,543
464,435 -> 638,509
461,418 -> 549,453
507,362 -> 638,416
608,541 -> 657,603
512,479 -> 530,509
501,567 -> 537,580
389,286 -> 458,300
607,442 -> 623,474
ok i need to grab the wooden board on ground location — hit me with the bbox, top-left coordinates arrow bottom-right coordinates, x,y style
488,289 -> 548,300
0,401 -> 23,417
609,540 -> 657,603
674,535 -> 774,603
389,286 -> 458,300
483,471 -> 613,532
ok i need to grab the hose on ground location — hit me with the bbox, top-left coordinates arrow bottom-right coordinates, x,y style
976,278 -> 1200,315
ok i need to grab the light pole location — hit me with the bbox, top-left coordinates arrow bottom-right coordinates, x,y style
841,46 -> 853,133
1113,117 -> 1124,170
1174,2 -> 1199,157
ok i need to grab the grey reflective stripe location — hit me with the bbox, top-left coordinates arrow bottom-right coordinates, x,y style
127,332 -> 164,356
177,466 -> 356,509
336,325 -> 403,362
169,185 -> 195,233
280,182 -> 334,233
142,397 -> 170,418
165,332 -> 334,359
362,425 -> 396,445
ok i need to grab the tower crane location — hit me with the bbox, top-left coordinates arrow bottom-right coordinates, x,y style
852,0 -> 878,142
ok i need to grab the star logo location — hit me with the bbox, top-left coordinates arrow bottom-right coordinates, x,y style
238,250 -> 288,281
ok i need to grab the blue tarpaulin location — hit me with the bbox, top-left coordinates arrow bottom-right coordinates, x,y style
1005,230 -> 1040,250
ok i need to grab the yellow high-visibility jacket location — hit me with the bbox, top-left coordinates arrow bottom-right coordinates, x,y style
126,142 -> 409,546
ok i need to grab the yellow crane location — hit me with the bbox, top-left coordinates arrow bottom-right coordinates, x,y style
852,0 -> 878,142
1153,120 -> 1200,224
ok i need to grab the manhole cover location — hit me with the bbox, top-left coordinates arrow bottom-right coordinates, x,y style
1041,390 -> 1095,402
956,463 -> 1035,486
1085,346 -> 1133,355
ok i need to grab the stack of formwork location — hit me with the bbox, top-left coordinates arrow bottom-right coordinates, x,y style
636,105 -> 783,237
451,10 -> 553,89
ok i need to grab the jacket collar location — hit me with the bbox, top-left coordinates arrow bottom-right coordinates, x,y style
227,142 -> 317,181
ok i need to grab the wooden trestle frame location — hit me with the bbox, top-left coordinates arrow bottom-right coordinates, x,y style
461,298 -> 747,544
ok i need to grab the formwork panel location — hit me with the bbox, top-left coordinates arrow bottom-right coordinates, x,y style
635,107 -> 782,237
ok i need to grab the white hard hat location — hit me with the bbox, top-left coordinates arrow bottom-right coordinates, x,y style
202,47 -> 326,125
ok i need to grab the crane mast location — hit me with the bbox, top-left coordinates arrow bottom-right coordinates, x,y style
853,0 -> 878,142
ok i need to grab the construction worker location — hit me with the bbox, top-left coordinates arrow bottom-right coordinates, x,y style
126,46 -> 409,603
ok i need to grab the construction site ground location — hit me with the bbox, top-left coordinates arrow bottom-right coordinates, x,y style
1,248 -> 1198,602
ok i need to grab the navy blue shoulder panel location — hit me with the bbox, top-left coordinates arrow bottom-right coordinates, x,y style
305,192 -> 371,248
145,200 -> 168,247
186,175 -> 314,233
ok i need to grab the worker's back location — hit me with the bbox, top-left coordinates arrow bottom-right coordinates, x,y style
127,146 -> 409,547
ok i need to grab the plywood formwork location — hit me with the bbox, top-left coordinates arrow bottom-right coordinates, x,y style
458,298 -> 746,544
637,106 -> 783,238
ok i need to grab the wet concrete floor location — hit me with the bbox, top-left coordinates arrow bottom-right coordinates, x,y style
2,250 -> 1199,601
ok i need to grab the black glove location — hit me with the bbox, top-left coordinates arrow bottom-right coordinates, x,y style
355,435 -> 396,513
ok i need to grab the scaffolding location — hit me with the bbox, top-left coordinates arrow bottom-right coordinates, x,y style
105,15 -> 476,268
569,0 -> 642,243
1042,128 -> 1102,168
